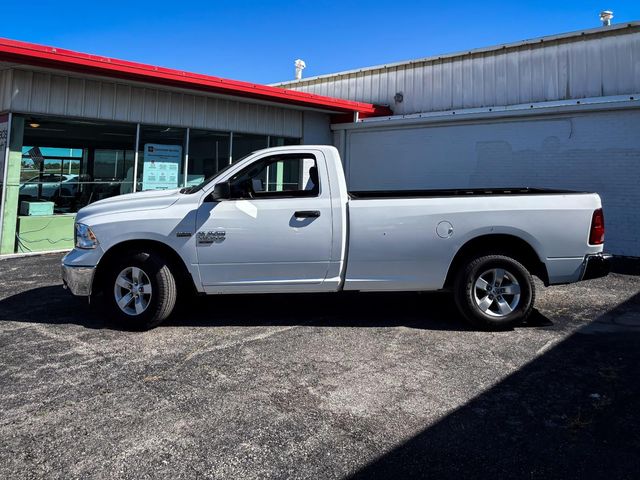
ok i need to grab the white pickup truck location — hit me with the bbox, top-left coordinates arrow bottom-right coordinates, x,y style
62,145 -> 610,330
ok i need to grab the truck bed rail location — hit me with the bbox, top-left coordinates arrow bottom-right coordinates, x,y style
348,187 -> 586,200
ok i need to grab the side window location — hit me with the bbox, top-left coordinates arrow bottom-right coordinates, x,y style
229,154 -> 319,199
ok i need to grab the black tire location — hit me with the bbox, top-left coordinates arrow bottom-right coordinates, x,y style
105,250 -> 177,330
453,254 -> 535,330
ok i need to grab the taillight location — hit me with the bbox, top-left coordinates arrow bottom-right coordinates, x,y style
589,208 -> 605,245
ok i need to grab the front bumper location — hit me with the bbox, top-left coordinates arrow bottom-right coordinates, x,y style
61,264 -> 96,296
581,253 -> 612,281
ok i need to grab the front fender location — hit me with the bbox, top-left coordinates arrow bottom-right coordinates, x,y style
68,201 -> 202,291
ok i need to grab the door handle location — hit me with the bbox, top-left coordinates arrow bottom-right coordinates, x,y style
294,210 -> 321,218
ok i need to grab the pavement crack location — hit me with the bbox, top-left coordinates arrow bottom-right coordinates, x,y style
167,324 -> 304,377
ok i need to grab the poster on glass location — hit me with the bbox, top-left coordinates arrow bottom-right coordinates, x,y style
142,144 -> 182,191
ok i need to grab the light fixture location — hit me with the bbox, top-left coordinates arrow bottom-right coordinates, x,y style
29,122 -> 40,128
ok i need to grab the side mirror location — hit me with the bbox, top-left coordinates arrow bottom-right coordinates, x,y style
211,181 -> 231,201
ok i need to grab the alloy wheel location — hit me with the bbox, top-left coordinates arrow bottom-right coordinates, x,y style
473,268 -> 521,317
113,266 -> 152,316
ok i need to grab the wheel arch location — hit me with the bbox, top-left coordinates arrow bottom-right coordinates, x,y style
93,239 -> 197,296
444,233 -> 549,289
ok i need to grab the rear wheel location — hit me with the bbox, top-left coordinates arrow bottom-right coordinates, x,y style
454,254 -> 535,330
106,250 -> 177,330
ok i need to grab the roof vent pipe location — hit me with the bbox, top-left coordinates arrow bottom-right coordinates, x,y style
294,59 -> 306,80
599,10 -> 613,26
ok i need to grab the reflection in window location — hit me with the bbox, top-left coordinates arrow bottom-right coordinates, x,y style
11,114 -> 301,253
188,130 -> 230,187
94,149 -> 134,182
232,133 -> 268,163
20,118 -> 137,212
14,117 -> 137,253
269,136 -> 299,148
20,147 -> 83,207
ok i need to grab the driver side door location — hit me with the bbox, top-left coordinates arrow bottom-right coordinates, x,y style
195,151 -> 333,292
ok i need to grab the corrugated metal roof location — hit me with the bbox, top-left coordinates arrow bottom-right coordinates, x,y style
273,23 -> 640,116
273,22 -> 640,87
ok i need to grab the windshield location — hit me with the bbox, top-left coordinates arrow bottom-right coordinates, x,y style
180,152 -> 255,194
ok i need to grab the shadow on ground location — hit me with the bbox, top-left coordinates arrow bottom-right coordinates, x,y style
0,285 -> 552,332
346,293 -> 640,480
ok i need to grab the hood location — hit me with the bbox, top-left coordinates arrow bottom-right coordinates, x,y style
76,188 -> 182,222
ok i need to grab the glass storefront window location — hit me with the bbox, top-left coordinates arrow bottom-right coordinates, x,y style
137,126 -> 187,191
231,133 -> 268,163
4,114 -> 301,254
269,136 -> 299,148
20,118 -> 137,211
11,117 -> 137,253
187,130 -> 230,187
93,149 -> 136,195
19,147 -> 83,211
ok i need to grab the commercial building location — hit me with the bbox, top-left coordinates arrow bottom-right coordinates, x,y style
0,38 -> 389,255
1,21 -> 639,258
275,22 -> 640,257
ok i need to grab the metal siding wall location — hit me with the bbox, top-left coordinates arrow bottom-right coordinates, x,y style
342,108 -> 640,256
49,75 -> 68,114
84,80 -> 101,118
8,68 -> 302,137
282,31 -> 640,116
301,111 -> 332,145
0,70 -> 11,111
67,77 -> 84,116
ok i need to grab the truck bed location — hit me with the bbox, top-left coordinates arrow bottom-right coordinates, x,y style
348,187 -> 584,199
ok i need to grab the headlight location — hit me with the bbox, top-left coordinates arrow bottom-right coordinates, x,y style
75,223 -> 99,249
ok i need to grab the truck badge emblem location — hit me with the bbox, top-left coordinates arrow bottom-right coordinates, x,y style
197,230 -> 226,244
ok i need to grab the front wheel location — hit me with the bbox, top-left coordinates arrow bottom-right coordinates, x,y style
453,254 -> 535,330
106,250 -> 177,330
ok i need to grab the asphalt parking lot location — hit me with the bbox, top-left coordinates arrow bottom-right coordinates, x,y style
1,253 -> 639,479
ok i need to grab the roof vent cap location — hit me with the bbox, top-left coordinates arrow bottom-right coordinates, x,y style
294,59 -> 306,80
599,10 -> 613,26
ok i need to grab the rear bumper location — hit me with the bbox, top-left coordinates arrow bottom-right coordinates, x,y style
581,253 -> 612,281
61,264 -> 96,296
